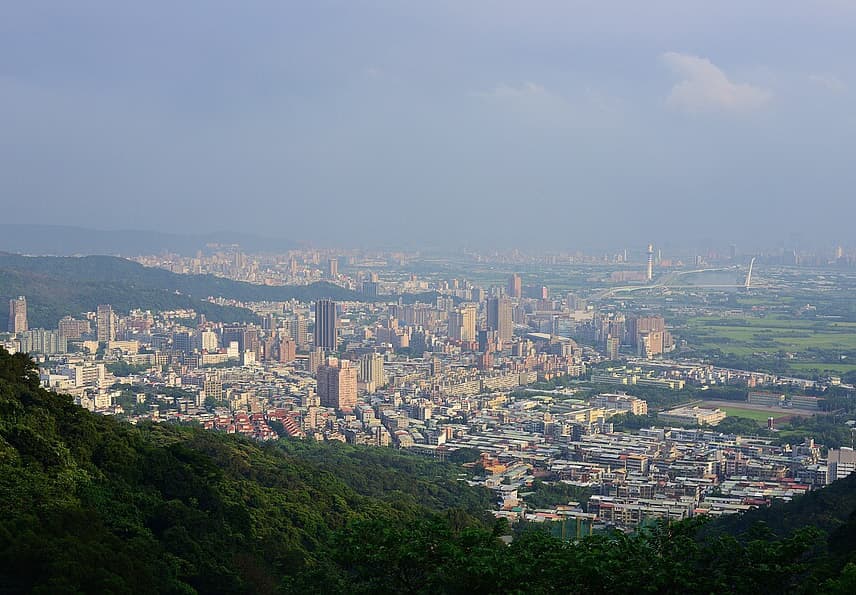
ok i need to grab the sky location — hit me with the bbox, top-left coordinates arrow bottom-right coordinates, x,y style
1,1 -> 855,251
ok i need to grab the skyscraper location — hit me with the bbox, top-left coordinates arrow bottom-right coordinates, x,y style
448,303 -> 477,343
96,304 -> 116,342
314,299 -> 338,351
8,296 -> 27,334
507,273 -> 522,299
486,297 -> 513,343
327,258 -> 338,278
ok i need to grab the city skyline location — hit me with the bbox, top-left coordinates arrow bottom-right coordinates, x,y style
4,3 -> 856,591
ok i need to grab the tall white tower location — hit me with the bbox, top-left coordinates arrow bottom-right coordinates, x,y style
646,244 -> 654,282
745,257 -> 756,289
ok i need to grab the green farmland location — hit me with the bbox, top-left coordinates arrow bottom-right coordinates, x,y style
681,315 -> 856,375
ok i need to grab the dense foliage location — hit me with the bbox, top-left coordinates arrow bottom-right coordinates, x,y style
0,347 -> 489,593
2,347 -> 856,593
521,479 -> 592,510
105,361 -> 153,377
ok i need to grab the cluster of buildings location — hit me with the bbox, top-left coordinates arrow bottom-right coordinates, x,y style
589,312 -> 676,359
484,418 -> 844,531
4,247 -> 853,534
748,390 -> 824,411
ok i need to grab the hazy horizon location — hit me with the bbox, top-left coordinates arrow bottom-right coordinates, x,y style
2,2 -> 855,249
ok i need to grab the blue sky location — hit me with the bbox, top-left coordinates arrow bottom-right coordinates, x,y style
2,1 -> 854,250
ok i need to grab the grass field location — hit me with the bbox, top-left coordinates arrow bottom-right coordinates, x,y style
721,407 -> 778,421
788,362 -> 856,374
682,315 -> 856,367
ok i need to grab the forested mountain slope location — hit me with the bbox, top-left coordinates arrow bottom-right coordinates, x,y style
1,347 -> 855,594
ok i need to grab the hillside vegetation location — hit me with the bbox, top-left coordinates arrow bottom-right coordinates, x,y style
0,253 -> 363,327
1,347 -> 856,593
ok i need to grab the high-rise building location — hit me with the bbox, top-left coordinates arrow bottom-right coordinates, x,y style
314,299 -> 338,351
327,258 -> 338,278
637,331 -> 665,358
172,331 -> 193,354
291,314 -> 308,349
96,304 -> 116,342
359,352 -> 386,388
278,337 -> 296,363
486,297 -> 513,343
627,315 -> 672,352
18,329 -> 66,355
507,274 -> 522,299
317,359 -> 357,411
606,336 -> 621,360
308,347 -> 325,375
58,316 -> 90,342
221,325 -> 245,352
8,296 -> 28,334
243,327 -> 260,358
362,280 -> 380,297
203,370 -> 223,405
448,303 -> 477,343
199,330 -> 219,352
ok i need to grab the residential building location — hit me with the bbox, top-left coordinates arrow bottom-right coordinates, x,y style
487,297 -> 513,343
449,303 -> 477,343
360,352 -> 386,388
8,296 -> 28,334
317,359 -> 357,411
96,304 -> 116,342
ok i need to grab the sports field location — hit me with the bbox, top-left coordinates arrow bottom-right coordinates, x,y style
720,407 -> 777,422
702,400 -> 814,421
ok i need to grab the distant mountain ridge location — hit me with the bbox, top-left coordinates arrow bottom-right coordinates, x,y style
0,253 -> 364,328
0,224 -> 295,256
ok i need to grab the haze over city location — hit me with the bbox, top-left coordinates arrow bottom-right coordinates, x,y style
6,4 -> 856,592
2,1 -> 855,249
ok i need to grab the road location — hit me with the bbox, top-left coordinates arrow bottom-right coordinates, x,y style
593,266 -> 745,299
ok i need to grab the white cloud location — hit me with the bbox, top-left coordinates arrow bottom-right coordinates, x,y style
808,73 -> 845,92
473,81 -> 625,131
474,81 -> 569,120
486,81 -> 551,99
662,52 -> 771,113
